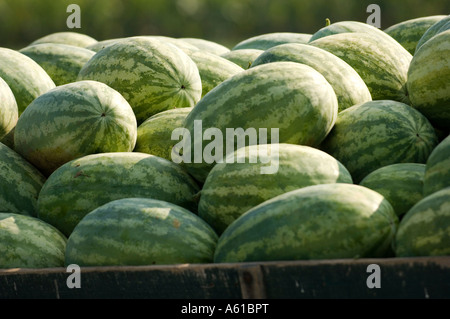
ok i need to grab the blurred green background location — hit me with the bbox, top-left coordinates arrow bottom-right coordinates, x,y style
1,0 -> 448,50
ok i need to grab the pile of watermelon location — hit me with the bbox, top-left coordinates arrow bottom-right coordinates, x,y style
0,15 -> 449,269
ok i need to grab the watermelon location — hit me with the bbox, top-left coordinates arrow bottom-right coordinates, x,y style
406,30 -> 450,131
251,43 -> 372,112
179,38 -> 230,55
30,31 -> 98,48
384,15 -> 447,55
180,61 -> 338,183
415,15 -> 450,52
77,36 -> 202,124
65,198 -> 218,267
14,80 -> 138,177
0,47 -> 55,114
0,212 -> 67,269
134,107 -> 193,161
198,143 -> 353,235
37,152 -> 200,237
220,49 -> 264,69
232,32 -> 312,51
19,43 -> 96,86
320,100 -> 439,183
309,32 -> 412,103
423,134 -> 450,196
144,36 -> 201,52
214,183 -> 398,263
0,77 -> 18,139
182,49 -> 244,97
85,38 -> 124,52
394,187 -> 450,257
0,142 -> 46,217
359,163 -> 426,218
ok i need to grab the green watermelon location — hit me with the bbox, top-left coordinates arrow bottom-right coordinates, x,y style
423,134 -> 450,196
220,49 -> 264,69
37,152 -> 200,237
415,15 -> 450,52
0,142 -> 46,217
183,49 -> 244,97
0,47 -> 55,114
320,100 -> 439,183
85,38 -> 124,52
251,43 -> 372,112
214,183 -> 398,263
309,32 -> 412,103
180,61 -> 338,183
394,187 -> 450,257
179,38 -> 230,55
134,107 -> 193,161
384,15 -> 447,55
359,163 -> 426,218
199,143 -> 353,235
232,32 -> 312,51
30,31 -> 98,48
19,43 -> 96,86
77,36 -> 202,124
0,212 -> 67,269
406,30 -> 450,131
65,198 -> 218,266
14,80 -> 138,177
0,77 -> 18,139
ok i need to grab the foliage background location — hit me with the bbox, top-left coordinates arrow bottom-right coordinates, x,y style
0,0 -> 449,50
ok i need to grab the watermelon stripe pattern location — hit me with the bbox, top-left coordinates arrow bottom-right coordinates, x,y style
65,198 -> 218,266
415,15 -> 450,52
406,30 -> 450,131
320,100 -> 439,183
0,143 -> 46,217
0,212 -> 67,269
0,48 -> 55,114
423,135 -> 450,196
14,81 -> 138,176
251,43 -> 372,112
214,183 -> 398,263
394,187 -> 450,257
199,143 -> 353,234
37,152 -> 200,237
77,36 -> 202,124
309,32 -> 412,103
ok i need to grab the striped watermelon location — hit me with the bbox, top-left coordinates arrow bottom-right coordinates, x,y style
384,15 -> 447,55
394,187 -> 450,257
134,107 -> 193,161
0,142 -> 46,217
181,62 -> 338,183
19,43 -> 96,86
65,198 -> 218,266
179,38 -> 230,55
77,36 -> 202,124
0,212 -> 67,269
406,30 -> 450,131
232,32 -> 312,51
251,43 -> 372,112
37,152 -> 200,237
220,49 -> 264,69
0,77 -> 18,139
0,47 -> 55,114
214,183 -> 398,263
14,80 -> 138,177
30,31 -> 98,48
359,163 -> 426,218
319,100 -> 439,183
309,32 -> 412,103
415,15 -> 450,52
198,143 -> 353,234
183,49 -> 244,97
423,134 -> 450,196
85,38 -> 124,52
